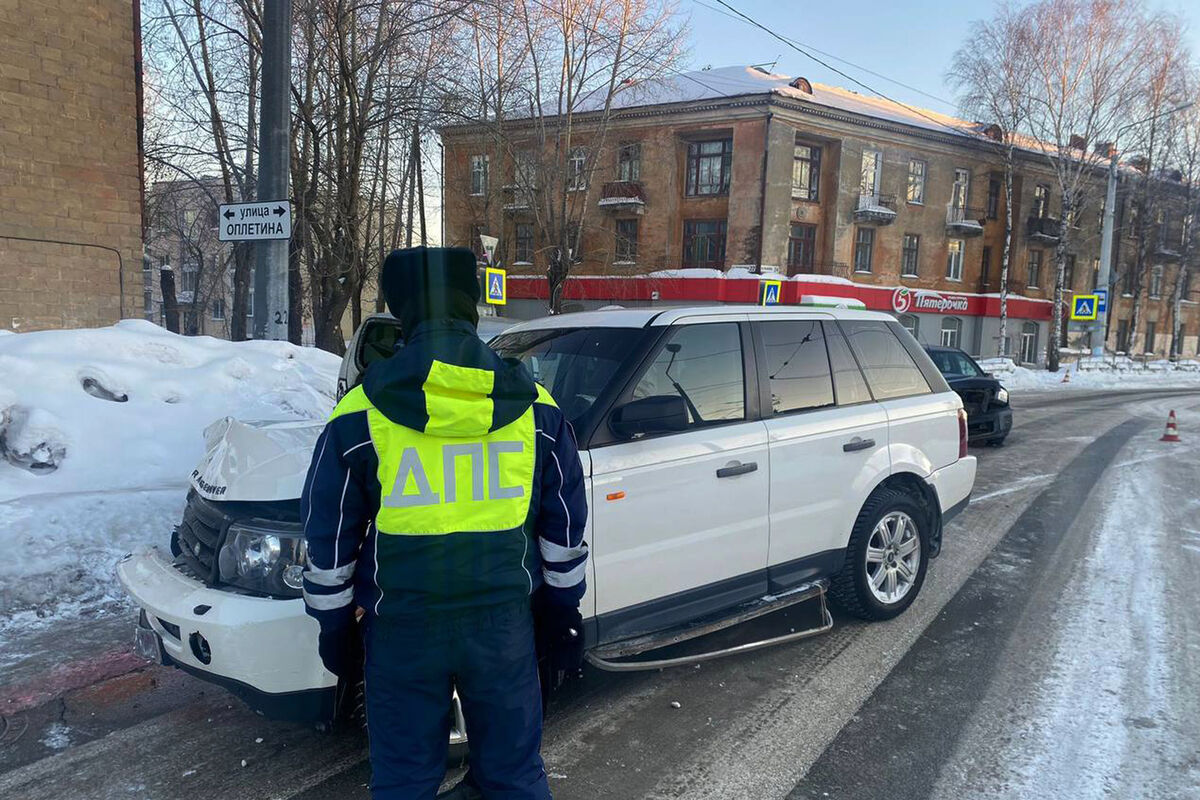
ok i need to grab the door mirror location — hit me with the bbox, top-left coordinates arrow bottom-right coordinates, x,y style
610,395 -> 689,439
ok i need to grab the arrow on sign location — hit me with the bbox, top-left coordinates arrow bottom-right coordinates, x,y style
223,210 -> 235,220
273,206 -> 286,217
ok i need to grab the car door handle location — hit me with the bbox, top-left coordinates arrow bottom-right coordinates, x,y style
842,437 -> 875,453
716,461 -> 758,478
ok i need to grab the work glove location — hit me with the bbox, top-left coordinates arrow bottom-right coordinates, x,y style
534,594 -> 585,690
318,623 -> 363,681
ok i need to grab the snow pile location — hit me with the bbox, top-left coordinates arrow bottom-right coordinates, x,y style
997,363 -> 1200,392
0,320 -> 340,621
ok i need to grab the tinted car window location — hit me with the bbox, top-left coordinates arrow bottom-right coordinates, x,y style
824,322 -> 873,405
491,327 -> 644,431
841,320 -> 932,400
632,322 -> 744,426
759,320 -> 834,414
927,348 -> 983,378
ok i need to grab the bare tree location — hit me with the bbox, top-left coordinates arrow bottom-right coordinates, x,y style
1023,0 -> 1154,370
948,2 -> 1032,357
1168,87 -> 1200,357
459,0 -> 686,313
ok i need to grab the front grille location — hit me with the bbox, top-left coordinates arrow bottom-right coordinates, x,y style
957,388 -> 993,416
174,495 -> 229,584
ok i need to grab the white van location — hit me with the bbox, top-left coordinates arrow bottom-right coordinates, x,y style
118,305 -> 975,733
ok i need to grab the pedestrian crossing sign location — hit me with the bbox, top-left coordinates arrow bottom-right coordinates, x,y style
1070,294 -> 1098,321
485,267 -> 506,305
759,279 -> 782,306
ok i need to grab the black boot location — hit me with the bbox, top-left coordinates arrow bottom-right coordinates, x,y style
435,770 -> 484,800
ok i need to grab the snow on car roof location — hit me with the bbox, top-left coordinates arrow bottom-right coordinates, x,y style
496,304 -> 893,333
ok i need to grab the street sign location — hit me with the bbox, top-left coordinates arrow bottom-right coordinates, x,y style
218,201 -> 291,242
759,279 -> 782,306
485,267 -> 506,305
479,234 -> 499,265
1071,294 -> 1099,321
1095,287 -> 1108,313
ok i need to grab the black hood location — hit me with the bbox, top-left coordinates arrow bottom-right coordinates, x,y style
361,320 -> 537,436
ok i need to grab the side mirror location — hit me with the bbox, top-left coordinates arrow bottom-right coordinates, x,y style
610,395 -> 689,439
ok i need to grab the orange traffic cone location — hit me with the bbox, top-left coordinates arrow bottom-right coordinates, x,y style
1160,410 -> 1181,443
1061,370 -> 1071,383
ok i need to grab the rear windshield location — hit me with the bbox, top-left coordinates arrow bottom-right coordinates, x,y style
491,327 -> 645,431
927,349 -> 984,378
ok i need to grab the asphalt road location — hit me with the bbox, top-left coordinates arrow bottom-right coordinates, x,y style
2,387 -> 1198,800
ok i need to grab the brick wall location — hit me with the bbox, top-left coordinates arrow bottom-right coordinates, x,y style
0,0 -> 142,331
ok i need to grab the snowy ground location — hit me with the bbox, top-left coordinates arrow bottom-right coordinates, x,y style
979,357 -> 1200,392
0,321 -> 339,628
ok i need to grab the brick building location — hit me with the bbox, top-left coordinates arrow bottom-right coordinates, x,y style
0,0 -> 143,332
441,66 -> 1199,362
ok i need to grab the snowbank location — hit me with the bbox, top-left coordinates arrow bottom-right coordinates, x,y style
995,362 -> 1200,392
0,320 -> 340,621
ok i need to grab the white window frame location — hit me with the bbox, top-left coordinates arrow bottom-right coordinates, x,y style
470,154 -> 489,196
1150,264 -> 1164,298
940,317 -> 962,348
946,239 -> 964,281
906,159 -> 926,204
899,313 -> 919,339
1020,322 -> 1038,365
951,168 -> 969,211
568,147 -> 588,191
901,233 -> 920,277
859,150 -> 881,196
211,296 -> 225,320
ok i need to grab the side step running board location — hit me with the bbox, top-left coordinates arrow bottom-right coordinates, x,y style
585,580 -> 833,673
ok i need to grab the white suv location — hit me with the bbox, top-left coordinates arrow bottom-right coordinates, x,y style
118,305 -> 975,728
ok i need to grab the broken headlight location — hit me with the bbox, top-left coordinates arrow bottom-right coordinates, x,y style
218,520 -> 306,597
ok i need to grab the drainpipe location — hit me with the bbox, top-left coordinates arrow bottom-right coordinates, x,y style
756,111 -> 773,273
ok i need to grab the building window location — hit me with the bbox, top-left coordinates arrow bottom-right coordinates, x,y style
940,317 -> 962,348
1182,270 -> 1192,300
946,239 -> 964,281
615,219 -> 638,263
1027,250 -> 1043,288
1092,258 -> 1101,291
787,223 -> 816,272
792,142 -> 821,201
180,263 -> 198,295
853,227 -> 875,273
1116,319 -> 1130,352
901,233 -> 920,277
470,154 -> 489,195
951,168 -> 969,212
898,314 -> 919,339
514,223 -> 534,264
1020,322 -> 1039,364
211,296 -> 225,320
515,150 -> 537,189
906,159 -> 926,204
682,219 -> 726,268
859,150 -> 881,196
686,139 -> 733,197
1063,254 -> 1076,290
981,246 -> 992,284
1033,184 -> 1050,219
1150,264 -> 1164,298
1122,263 -> 1136,295
986,179 -> 1000,220
568,147 -> 588,190
617,142 -> 641,182
1145,321 -> 1157,353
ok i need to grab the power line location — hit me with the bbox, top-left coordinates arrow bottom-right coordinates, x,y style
705,0 -> 975,141
689,0 -> 957,110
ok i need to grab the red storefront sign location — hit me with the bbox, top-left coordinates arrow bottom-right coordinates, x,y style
506,274 -> 1052,321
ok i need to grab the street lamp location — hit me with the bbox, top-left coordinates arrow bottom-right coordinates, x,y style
1093,101 -> 1194,358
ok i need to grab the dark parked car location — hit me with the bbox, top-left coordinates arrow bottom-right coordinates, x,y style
924,346 -> 1012,446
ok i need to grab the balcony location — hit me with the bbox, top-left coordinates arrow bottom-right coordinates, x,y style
597,181 -> 646,214
1025,215 -> 1062,243
946,204 -> 985,237
853,193 -> 897,225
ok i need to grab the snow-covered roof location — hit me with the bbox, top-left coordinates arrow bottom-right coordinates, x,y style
590,66 -> 984,141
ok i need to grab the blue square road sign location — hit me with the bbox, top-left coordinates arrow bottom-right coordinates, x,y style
485,268 -> 506,305
759,279 -> 782,306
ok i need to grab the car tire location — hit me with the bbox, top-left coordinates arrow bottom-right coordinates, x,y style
830,487 -> 930,621
987,436 -> 1007,447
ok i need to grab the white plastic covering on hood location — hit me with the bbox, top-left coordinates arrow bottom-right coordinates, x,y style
191,417 -> 325,502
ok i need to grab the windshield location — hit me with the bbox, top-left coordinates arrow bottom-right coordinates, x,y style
927,348 -> 984,378
491,326 -> 646,432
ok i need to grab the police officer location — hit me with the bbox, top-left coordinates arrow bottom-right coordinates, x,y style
301,246 -> 589,799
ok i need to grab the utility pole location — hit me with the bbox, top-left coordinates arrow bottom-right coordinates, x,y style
252,0 -> 292,340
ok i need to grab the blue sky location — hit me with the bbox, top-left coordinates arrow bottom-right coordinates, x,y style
683,0 -> 1200,118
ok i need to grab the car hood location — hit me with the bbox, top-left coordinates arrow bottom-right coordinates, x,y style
944,376 -> 1000,391
190,417 -> 324,502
